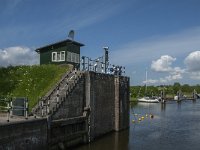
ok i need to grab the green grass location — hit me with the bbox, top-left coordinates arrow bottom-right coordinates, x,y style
0,64 -> 69,111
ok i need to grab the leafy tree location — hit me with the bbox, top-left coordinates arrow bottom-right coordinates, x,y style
173,82 -> 181,94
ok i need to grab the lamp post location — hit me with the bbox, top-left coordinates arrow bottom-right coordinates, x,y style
103,47 -> 109,74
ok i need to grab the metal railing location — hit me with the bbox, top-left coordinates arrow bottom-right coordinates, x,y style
33,69 -> 83,118
0,98 -> 11,122
0,97 -> 28,122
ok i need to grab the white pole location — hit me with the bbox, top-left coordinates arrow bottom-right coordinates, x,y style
145,70 -> 148,95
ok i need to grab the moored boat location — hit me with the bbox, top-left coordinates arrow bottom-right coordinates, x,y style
138,97 -> 159,103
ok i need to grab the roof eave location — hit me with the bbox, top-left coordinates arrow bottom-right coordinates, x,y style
35,39 -> 84,52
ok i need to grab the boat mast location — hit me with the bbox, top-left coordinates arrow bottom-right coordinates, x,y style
145,70 -> 147,95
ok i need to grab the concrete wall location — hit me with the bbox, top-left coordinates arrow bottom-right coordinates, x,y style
86,72 -> 115,140
51,76 -> 85,120
49,116 -> 87,150
85,72 -> 129,141
115,76 -> 130,131
0,119 -> 47,150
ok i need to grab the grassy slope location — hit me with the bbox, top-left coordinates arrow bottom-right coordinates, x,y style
0,65 -> 69,110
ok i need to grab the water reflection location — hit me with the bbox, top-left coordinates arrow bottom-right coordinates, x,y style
161,103 -> 166,111
177,101 -> 182,110
73,130 -> 129,150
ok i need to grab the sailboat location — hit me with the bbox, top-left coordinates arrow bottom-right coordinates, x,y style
138,71 -> 159,103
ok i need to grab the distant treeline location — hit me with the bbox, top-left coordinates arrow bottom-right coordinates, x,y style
130,82 -> 200,98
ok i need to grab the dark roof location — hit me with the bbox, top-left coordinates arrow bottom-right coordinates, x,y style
35,39 -> 84,53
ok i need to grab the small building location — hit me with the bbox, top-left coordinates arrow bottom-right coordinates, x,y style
35,39 -> 84,68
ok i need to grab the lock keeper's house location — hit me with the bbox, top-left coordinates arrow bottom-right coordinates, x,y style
35,39 -> 84,69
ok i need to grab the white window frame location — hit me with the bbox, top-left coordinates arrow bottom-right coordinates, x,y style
57,52 -> 60,61
52,52 -> 57,62
60,51 -> 65,61
52,51 -> 65,62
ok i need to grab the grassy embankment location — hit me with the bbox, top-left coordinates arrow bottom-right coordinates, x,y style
0,64 -> 69,111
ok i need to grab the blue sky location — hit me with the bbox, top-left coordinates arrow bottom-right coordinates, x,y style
0,0 -> 200,85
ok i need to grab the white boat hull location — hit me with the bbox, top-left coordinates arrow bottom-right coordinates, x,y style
138,97 -> 159,103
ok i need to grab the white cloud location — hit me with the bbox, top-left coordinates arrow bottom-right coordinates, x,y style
184,51 -> 200,80
190,72 -> 200,80
151,55 -> 176,72
0,46 -> 39,67
142,55 -> 185,84
143,79 -> 158,84
184,51 -> 200,72
145,72 -> 183,84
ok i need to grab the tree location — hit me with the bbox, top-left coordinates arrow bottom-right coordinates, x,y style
173,82 -> 181,94
182,84 -> 191,93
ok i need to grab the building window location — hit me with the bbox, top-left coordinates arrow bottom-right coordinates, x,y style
67,52 -> 80,63
57,52 -> 60,61
60,51 -> 65,61
52,52 -> 57,62
52,51 -> 65,62
72,53 -> 76,62
77,54 -> 80,63
75,54 -> 80,63
67,51 -> 71,62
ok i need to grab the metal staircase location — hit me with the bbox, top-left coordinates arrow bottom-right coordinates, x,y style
32,69 -> 84,118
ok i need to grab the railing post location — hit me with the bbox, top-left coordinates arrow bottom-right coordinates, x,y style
25,98 -> 28,119
10,98 -> 13,118
41,101 -> 44,117
7,99 -> 10,122
56,86 -> 59,107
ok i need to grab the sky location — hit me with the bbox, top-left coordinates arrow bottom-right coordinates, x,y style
0,0 -> 200,85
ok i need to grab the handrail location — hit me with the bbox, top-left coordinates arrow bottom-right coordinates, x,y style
32,69 -> 83,117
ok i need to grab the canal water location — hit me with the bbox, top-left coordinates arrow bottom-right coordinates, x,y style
73,100 -> 200,150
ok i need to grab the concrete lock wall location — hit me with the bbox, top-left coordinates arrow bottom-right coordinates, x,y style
0,119 -> 47,150
85,72 -> 130,141
87,72 -> 115,140
115,76 -> 130,131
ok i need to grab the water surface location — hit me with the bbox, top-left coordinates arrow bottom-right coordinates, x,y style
74,100 -> 200,150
